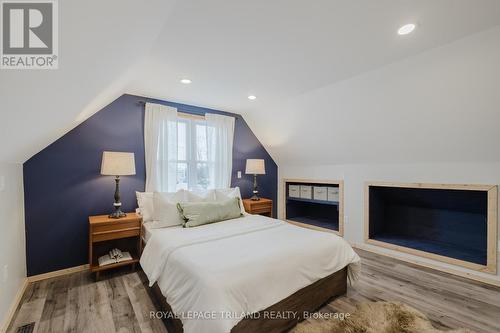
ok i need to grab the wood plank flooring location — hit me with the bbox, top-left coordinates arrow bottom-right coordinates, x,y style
8,269 -> 167,333
321,249 -> 500,333
8,249 -> 500,333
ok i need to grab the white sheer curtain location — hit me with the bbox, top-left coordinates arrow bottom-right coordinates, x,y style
144,103 -> 178,192
206,113 -> 235,188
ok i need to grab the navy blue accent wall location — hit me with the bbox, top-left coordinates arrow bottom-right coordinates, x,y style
368,186 -> 488,265
23,94 -> 278,276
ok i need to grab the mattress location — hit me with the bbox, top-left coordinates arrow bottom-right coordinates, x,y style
140,214 -> 360,333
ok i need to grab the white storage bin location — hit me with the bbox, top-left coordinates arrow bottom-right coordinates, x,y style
288,185 -> 300,198
300,185 -> 312,199
327,187 -> 339,202
313,187 -> 327,201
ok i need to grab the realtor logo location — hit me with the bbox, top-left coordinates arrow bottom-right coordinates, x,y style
1,0 -> 58,69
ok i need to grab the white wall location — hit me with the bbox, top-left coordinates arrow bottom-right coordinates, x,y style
276,26 -> 500,283
251,25 -> 500,166
0,163 -> 26,331
280,163 -> 500,282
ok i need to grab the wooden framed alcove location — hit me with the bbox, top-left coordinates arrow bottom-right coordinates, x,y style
283,179 -> 344,236
364,181 -> 498,274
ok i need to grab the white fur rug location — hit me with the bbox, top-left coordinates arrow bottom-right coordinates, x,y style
291,301 -> 475,333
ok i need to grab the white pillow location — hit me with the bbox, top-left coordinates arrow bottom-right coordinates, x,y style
136,191 -> 154,222
185,189 -> 217,202
215,187 -> 246,214
152,190 -> 186,228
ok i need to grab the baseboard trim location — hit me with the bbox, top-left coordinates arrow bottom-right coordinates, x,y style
1,264 -> 89,333
27,264 -> 89,283
0,278 -> 28,333
353,243 -> 500,288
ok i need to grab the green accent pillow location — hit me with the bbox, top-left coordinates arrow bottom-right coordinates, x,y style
177,197 -> 243,228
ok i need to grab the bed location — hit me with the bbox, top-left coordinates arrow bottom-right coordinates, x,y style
140,214 -> 360,333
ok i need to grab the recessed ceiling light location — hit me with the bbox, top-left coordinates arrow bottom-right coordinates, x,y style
248,95 -> 257,100
180,78 -> 192,84
398,23 -> 416,35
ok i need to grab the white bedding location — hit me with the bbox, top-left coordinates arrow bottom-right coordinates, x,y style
140,214 -> 360,333
142,221 -> 156,244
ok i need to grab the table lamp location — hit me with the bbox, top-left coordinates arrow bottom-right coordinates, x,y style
101,151 -> 136,218
245,159 -> 266,201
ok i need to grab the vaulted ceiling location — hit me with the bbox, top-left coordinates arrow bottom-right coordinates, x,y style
0,0 -> 177,163
1,0 -> 500,164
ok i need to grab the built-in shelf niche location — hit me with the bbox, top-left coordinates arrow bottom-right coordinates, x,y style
284,179 -> 344,236
365,182 -> 497,274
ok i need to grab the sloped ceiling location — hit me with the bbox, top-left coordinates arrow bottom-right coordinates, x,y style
1,0 -> 500,164
251,26 -> 500,165
0,0 -> 178,163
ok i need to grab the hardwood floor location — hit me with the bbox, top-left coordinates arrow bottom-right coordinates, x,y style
8,269 -> 167,333
322,249 -> 500,333
8,249 -> 500,333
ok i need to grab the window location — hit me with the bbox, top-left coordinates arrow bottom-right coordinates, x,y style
174,117 -> 214,191
144,102 -> 234,193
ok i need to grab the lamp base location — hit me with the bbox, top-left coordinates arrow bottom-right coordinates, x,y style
109,176 -> 126,219
251,174 -> 260,201
109,208 -> 126,219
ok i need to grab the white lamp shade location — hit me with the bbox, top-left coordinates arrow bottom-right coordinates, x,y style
245,159 -> 265,175
101,151 -> 136,176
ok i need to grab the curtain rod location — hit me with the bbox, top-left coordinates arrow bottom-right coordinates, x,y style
137,100 -> 239,119
137,100 -> 204,120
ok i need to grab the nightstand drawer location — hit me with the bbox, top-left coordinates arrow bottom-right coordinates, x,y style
242,198 -> 273,217
251,207 -> 271,215
92,227 -> 141,242
92,219 -> 140,234
249,201 -> 272,210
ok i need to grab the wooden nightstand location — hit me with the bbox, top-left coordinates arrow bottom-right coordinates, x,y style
242,198 -> 273,217
88,212 -> 142,280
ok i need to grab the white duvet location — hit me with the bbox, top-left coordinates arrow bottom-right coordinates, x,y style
140,214 -> 360,333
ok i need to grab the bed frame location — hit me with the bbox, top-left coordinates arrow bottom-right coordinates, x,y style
148,266 -> 348,333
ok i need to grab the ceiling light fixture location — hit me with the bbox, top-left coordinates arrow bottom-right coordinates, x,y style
398,23 -> 416,35
180,78 -> 192,84
248,95 -> 257,100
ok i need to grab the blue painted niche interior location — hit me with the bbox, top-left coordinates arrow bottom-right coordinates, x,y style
368,186 -> 488,265
23,94 -> 278,276
285,182 -> 340,231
